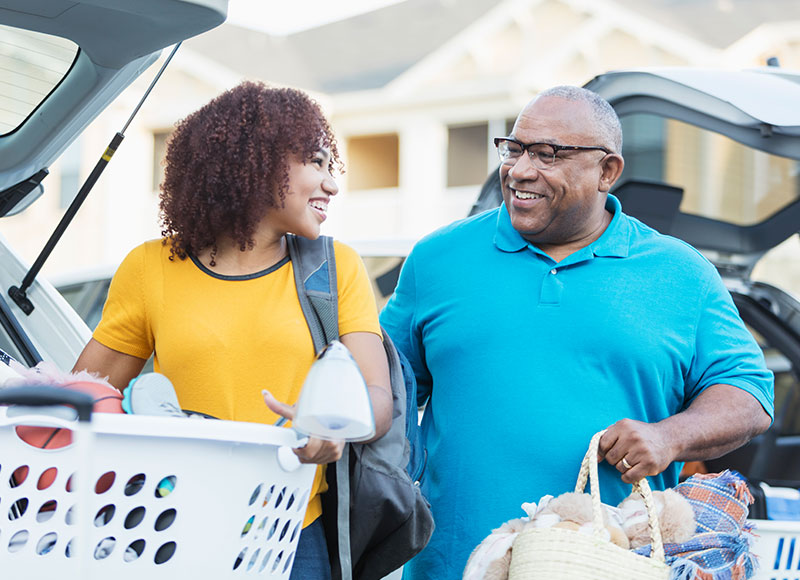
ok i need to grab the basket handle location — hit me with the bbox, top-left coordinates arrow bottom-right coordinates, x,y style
574,430 -> 665,563
0,385 -> 94,422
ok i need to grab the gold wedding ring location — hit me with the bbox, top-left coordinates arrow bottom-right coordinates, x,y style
621,457 -> 632,470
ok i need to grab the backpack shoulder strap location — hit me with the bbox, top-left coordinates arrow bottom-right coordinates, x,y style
285,233 -> 353,580
286,233 -> 339,352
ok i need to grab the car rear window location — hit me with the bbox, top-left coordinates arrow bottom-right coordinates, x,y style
620,113 -> 800,227
0,25 -> 78,135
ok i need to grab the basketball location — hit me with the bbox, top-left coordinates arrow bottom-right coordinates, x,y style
13,381 -> 124,490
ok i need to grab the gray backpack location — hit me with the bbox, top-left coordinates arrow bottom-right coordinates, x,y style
286,234 -> 434,580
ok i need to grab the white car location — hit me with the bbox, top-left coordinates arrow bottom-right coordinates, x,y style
0,0 -> 227,372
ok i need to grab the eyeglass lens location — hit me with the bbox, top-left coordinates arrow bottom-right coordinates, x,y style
497,140 -> 556,168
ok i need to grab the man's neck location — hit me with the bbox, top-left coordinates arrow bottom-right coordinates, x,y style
535,209 -> 613,263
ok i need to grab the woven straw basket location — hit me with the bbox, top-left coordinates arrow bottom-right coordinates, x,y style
508,430 -> 671,580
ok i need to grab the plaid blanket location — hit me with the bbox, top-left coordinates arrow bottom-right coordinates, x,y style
633,470 -> 758,580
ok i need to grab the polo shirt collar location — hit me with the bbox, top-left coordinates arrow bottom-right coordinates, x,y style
493,194 -> 630,258
592,194 -> 629,258
494,202 -> 528,252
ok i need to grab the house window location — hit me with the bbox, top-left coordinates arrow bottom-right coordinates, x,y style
152,130 -> 171,192
346,134 -> 399,190
447,123 -> 488,187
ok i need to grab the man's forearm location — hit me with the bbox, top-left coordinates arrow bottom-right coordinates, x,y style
661,383 -> 771,462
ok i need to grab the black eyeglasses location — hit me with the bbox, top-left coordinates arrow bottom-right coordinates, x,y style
494,137 -> 612,170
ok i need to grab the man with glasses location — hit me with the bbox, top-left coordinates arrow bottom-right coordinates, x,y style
380,86 -> 773,580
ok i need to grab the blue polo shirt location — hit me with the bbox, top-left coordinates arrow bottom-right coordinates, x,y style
380,194 -> 773,580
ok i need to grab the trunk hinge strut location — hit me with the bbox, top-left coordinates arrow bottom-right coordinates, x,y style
8,42 -> 182,315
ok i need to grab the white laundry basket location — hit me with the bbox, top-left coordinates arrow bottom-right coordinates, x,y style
749,519 -> 800,580
0,386 -> 316,580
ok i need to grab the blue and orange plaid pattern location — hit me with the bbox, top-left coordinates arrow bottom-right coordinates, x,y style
634,470 -> 758,580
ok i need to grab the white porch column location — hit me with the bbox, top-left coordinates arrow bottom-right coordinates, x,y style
398,119 -> 448,239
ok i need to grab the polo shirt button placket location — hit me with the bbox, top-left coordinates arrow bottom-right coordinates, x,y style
540,267 -> 563,305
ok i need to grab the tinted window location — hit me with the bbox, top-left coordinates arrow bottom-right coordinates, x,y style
0,330 -> 28,366
0,26 -> 78,135
57,279 -> 110,331
620,113 -> 800,226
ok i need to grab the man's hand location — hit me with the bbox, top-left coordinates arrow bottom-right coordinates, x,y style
597,420 -> 677,484
262,389 -> 344,464
598,384 -> 771,483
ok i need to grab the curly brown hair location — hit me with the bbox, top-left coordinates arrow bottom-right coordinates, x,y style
159,81 -> 341,260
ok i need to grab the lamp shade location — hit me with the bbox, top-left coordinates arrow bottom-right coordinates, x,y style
292,340 -> 375,442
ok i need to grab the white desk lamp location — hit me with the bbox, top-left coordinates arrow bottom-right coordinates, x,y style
292,340 -> 375,442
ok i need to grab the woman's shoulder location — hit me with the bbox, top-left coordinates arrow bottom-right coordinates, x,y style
130,238 -> 186,262
115,238 -> 178,277
123,238 -> 165,256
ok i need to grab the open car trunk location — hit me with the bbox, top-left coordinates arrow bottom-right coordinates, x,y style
0,0 -> 227,370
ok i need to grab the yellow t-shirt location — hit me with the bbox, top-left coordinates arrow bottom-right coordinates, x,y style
93,238 -> 381,526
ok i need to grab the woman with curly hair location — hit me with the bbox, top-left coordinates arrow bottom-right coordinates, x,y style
73,81 -> 392,579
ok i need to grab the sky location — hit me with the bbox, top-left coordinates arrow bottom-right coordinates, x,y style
226,0 -> 408,36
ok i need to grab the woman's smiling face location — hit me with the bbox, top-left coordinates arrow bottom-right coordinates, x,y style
268,148 -> 339,240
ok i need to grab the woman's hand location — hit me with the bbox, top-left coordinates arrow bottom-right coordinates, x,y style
262,389 -> 344,464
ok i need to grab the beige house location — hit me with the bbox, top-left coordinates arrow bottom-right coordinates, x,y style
4,0 -> 800,290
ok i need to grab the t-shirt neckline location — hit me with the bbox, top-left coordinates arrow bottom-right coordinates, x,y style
188,254 -> 290,281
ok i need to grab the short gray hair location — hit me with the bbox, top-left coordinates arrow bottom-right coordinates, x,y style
537,86 -> 623,153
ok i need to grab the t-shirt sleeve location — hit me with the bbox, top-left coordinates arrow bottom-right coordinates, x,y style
92,244 -> 154,360
685,273 -> 775,419
334,241 -> 381,338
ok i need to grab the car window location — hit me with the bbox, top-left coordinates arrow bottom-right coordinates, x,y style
0,25 -> 79,135
362,255 -> 405,309
0,324 -> 29,366
747,324 -> 800,439
0,292 -> 40,366
774,368 -> 800,437
761,344 -> 800,439
620,113 -> 800,226
57,278 -> 110,331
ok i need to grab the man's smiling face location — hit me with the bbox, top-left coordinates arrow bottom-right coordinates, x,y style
500,96 -> 617,252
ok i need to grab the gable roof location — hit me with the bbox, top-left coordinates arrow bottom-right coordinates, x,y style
184,0 -> 497,93
183,0 -> 800,96
611,0 -> 800,50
